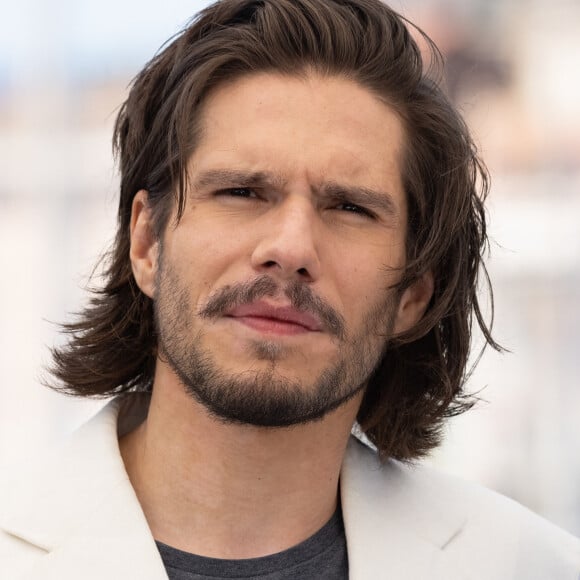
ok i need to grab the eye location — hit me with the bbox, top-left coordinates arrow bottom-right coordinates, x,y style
218,187 -> 257,198
336,202 -> 375,219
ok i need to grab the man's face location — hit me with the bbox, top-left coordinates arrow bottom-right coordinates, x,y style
133,72 -> 429,427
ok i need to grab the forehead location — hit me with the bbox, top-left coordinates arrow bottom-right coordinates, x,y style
191,72 -> 406,209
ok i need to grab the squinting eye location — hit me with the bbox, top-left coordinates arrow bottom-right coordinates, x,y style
221,187 -> 255,198
338,203 -> 374,218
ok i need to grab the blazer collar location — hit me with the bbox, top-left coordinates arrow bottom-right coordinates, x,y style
1,395 -> 168,579
340,438 -> 468,580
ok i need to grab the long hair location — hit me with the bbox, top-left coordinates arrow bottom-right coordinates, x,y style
50,0 -> 502,460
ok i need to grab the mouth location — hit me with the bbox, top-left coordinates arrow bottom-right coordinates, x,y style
224,301 -> 323,336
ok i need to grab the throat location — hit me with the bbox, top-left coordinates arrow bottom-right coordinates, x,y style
118,380 -> 359,558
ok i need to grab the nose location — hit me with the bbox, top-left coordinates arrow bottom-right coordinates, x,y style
250,196 -> 321,282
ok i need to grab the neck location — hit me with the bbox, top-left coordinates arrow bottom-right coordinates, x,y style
120,366 -> 361,559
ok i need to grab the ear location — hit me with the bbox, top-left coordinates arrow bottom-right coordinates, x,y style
130,190 -> 159,299
392,271 -> 434,335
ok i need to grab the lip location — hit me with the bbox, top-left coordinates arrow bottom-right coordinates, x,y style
224,301 -> 323,334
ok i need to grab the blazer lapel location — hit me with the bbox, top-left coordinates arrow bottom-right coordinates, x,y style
1,398 -> 168,580
341,438 -> 468,580
3,400 -> 471,579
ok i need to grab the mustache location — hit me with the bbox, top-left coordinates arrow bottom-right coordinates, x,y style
198,275 -> 346,339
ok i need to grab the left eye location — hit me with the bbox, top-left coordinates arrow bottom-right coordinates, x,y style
337,202 -> 373,218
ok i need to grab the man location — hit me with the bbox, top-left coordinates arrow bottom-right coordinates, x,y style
1,0 -> 578,578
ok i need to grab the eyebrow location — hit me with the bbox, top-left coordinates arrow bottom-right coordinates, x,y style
194,169 -> 286,191
320,181 -> 400,219
193,169 -> 400,219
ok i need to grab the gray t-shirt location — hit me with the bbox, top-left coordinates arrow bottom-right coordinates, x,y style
156,508 -> 348,579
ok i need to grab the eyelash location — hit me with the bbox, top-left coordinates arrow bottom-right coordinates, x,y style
215,188 -> 375,219
218,187 -> 257,198
336,202 -> 374,218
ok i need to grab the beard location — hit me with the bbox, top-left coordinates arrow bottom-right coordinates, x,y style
154,257 -> 398,428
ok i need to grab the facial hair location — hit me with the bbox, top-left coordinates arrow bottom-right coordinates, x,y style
154,258 -> 398,428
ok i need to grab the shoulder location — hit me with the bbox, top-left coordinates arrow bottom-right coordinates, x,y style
0,398 -> 140,576
0,396 -> 163,578
342,437 -> 580,580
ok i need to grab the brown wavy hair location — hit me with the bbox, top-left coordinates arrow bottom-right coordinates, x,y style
50,0 -> 502,460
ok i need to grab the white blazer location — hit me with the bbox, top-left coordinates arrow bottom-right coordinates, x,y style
1,397 -> 579,579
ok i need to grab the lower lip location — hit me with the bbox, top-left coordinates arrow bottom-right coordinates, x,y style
228,316 -> 313,336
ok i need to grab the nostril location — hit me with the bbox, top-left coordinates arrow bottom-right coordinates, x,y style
264,260 -> 278,268
297,267 -> 309,276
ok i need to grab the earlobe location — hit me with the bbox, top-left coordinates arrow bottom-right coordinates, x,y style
130,190 -> 159,299
393,271 -> 434,335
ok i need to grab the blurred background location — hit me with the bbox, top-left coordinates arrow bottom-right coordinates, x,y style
1,0 -> 579,535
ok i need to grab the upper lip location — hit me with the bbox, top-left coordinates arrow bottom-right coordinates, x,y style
225,301 -> 323,332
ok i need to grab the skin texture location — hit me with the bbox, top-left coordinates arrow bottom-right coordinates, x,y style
122,72 -> 433,558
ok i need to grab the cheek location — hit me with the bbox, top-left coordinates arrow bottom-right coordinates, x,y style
335,249 -> 401,324
337,265 -> 381,316
337,243 -> 396,290
167,225 -> 251,295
